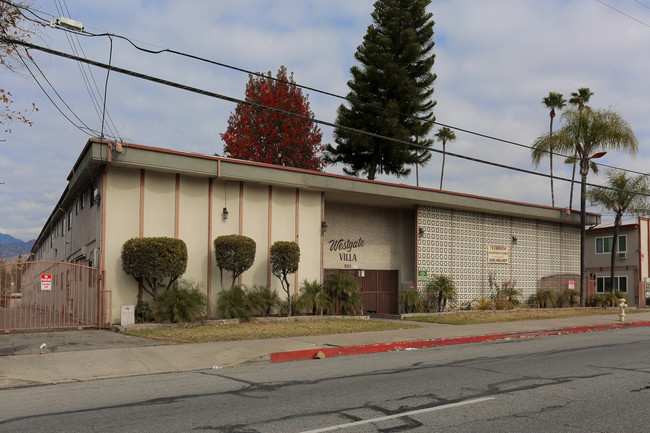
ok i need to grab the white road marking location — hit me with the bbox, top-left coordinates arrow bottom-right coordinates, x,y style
300,396 -> 495,432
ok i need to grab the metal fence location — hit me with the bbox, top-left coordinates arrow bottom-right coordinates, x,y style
0,261 -> 111,332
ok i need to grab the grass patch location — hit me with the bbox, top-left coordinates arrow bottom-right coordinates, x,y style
407,308 -> 644,325
124,319 -> 418,344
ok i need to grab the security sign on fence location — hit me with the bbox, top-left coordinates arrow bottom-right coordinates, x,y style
40,274 -> 52,291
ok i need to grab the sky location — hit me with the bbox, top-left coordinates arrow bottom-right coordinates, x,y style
1,0 -> 650,241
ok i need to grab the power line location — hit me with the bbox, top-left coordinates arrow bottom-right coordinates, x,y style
6,0 -> 649,178
3,35 -> 648,200
633,0 -> 650,10
53,0 -> 121,140
595,0 -> 650,27
73,26 -> 650,178
14,48 -> 95,137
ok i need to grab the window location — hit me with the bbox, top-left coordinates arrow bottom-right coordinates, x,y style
68,210 -> 72,230
90,185 -> 98,207
61,217 -> 65,236
80,192 -> 85,209
595,235 -> 626,254
596,276 -> 628,293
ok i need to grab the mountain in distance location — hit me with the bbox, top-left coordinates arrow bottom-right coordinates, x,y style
0,233 -> 35,259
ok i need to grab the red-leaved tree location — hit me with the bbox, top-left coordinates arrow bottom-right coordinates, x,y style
220,66 -> 324,171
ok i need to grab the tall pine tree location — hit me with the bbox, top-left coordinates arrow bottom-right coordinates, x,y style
325,0 -> 436,180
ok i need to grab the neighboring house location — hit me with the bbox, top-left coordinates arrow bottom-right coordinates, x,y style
585,218 -> 650,308
29,139 -> 599,323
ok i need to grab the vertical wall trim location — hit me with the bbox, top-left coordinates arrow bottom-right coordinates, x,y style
174,174 -> 180,239
639,218 -> 650,277
238,182 -> 244,235
100,147 -> 110,279
207,178 -> 213,317
638,218 -> 643,305
536,221 -> 539,290
238,182 -> 244,286
139,169 -> 145,238
415,205 -> 419,291
267,186 -> 273,288
99,145 -> 111,316
320,192 -> 325,283
294,189 -> 300,294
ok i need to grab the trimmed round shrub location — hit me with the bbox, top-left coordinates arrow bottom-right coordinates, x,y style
121,237 -> 188,300
214,235 -> 256,289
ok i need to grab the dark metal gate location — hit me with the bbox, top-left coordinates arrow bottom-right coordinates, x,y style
324,269 -> 399,315
0,261 -> 111,332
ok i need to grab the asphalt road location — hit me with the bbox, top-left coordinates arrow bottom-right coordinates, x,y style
1,328 -> 649,432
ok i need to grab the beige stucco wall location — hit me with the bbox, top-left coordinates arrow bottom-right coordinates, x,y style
241,183 -> 270,289
102,169 -> 324,322
143,171 -> 175,237
105,167 -> 141,319
210,181 -> 240,292
296,191 -> 323,288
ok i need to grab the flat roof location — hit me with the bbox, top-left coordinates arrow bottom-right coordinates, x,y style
33,139 -> 599,250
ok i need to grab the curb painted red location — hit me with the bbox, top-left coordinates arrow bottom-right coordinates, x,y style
269,320 -> 650,363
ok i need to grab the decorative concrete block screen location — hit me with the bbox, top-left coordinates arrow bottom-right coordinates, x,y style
417,206 -> 580,305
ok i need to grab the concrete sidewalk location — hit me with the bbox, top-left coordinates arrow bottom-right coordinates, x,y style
1,311 -> 650,389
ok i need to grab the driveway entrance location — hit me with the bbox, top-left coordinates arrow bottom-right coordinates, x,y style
0,261 -> 111,332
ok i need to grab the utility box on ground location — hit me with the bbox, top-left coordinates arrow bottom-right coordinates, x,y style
121,304 -> 135,326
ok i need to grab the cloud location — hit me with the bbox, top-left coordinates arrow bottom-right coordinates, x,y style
2,0 -> 650,240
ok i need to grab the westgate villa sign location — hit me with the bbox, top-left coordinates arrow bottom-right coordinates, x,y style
487,245 -> 509,264
329,238 -> 365,268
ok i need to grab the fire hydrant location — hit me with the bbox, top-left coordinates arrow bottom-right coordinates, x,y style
618,298 -> 628,322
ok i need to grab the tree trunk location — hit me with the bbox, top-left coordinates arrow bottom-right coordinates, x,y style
569,151 -> 578,211
549,113 -> 555,207
284,275 -> 292,317
367,164 -> 376,181
439,142 -> 446,190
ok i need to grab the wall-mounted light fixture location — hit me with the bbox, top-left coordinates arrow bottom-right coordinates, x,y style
418,227 -> 425,238
321,221 -> 328,235
222,207 -> 229,220
512,236 -> 517,244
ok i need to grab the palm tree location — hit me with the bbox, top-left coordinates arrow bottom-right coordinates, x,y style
541,92 -> 566,207
426,274 -> 457,312
532,107 -> 638,306
567,87 -> 594,210
323,273 -> 363,315
588,170 -> 650,301
435,127 -> 456,190
298,279 -> 331,315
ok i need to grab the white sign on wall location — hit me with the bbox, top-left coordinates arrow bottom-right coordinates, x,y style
487,245 -> 509,264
